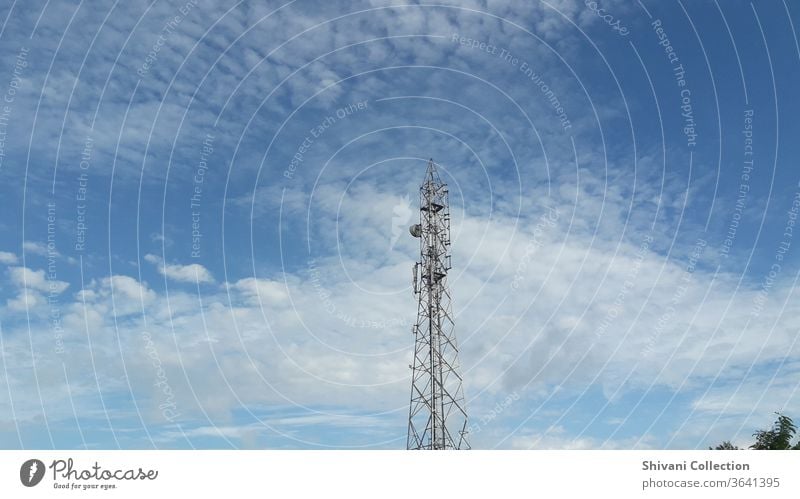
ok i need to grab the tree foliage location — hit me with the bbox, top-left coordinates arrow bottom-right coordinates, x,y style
710,441 -> 739,450
750,413 -> 799,450
712,412 -> 800,450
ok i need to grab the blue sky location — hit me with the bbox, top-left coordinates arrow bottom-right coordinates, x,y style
1,0 -> 799,449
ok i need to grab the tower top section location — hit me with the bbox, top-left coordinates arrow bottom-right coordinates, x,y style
424,158 -> 444,186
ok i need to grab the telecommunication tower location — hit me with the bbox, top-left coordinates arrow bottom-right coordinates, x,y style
407,159 -> 469,450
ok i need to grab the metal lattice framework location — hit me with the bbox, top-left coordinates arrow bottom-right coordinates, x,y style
407,159 -> 469,450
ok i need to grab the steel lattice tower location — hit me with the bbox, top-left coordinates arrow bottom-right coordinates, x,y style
407,159 -> 469,450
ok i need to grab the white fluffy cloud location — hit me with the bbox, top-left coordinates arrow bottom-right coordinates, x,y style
145,254 -> 214,283
6,289 -> 45,312
20,241 -> 77,265
8,266 -> 69,294
0,251 -> 17,264
22,241 -> 49,257
228,277 -> 290,306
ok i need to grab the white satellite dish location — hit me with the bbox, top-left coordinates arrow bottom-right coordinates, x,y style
409,224 -> 422,238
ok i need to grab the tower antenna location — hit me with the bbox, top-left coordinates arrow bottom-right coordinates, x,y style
407,159 -> 469,450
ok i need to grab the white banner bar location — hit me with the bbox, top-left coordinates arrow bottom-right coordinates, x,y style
1,450 -> 798,498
